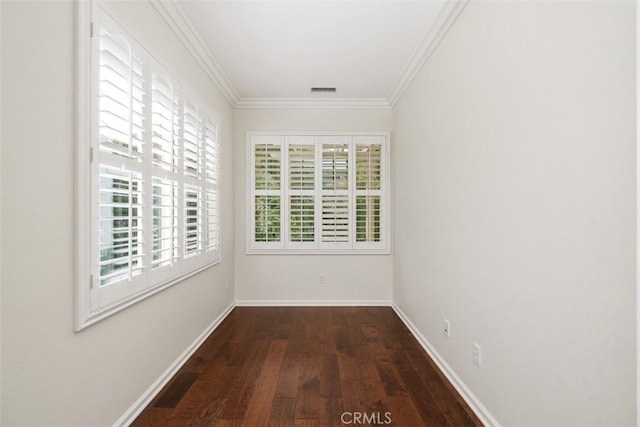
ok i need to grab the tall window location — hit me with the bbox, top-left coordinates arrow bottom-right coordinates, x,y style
247,132 -> 389,254
76,4 -> 221,329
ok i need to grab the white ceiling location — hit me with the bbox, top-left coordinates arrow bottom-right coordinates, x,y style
175,0 -> 448,106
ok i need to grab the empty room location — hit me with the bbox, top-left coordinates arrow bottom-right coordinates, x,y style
0,0 -> 637,425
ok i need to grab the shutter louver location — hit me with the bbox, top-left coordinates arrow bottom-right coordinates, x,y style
99,166 -> 144,286
356,195 -> 380,242
205,122 -> 219,253
151,178 -> 178,269
356,144 -> 381,191
290,196 -> 315,242
98,28 -> 144,160
322,143 -> 349,190
255,144 -> 281,190
151,74 -> 179,172
184,186 -> 202,256
206,189 -> 218,251
288,143 -> 315,245
322,195 -> 349,243
355,142 -> 382,244
321,140 -> 351,248
253,139 -> 282,246
183,103 -> 201,179
255,196 -> 281,242
205,123 -> 218,186
289,144 -> 315,190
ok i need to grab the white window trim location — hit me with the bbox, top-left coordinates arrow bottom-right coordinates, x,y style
245,131 -> 391,255
75,1 -> 221,331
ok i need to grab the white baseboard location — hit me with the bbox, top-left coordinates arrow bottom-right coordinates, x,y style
235,299 -> 393,307
391,302 -> 501,427
113,302 -> 236,427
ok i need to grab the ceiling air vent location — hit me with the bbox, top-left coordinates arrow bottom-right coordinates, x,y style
310,87 -> 337,94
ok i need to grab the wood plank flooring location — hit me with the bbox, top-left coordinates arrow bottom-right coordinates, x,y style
132,307 -> 482,426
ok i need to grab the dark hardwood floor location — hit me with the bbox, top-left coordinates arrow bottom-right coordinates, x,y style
132,307 -> 482,426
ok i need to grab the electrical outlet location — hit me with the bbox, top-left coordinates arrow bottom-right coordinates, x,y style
473,343 -> 482,366
319,274 -> 325,285
443,319 -> 450,338
225,279 -> 230,289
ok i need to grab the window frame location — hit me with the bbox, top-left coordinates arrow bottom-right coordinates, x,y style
246,131 -> 391,255
75,1 -> 221,331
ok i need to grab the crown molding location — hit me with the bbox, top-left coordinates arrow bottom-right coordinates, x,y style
387,0 -> 470,108
151,0 -> 467,111
235,97 -> 391,109
150,0 -> 240,107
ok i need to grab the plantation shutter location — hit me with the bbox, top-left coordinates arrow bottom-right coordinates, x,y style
151,74 -> 180,173
151,178 -> 178,270
246,132 -> 389,254
286,136 -> 316,249
205,121 -> 220,254
354,136 -> 384,250
183,102 -> 202,180
80,4 -> 223,327
182,102 -> 204,261
184,186 -> 202,257
93,11 -> 148,309
320,137 -> 352,250
150,73 -> 180,283
251,135 -> 283,249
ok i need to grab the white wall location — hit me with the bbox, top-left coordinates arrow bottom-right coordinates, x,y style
0,1 -> 234,425
393,1 -> 636,425
233,108 -> 393,303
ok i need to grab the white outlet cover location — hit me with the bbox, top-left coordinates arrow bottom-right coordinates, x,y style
473,343 -> 482,366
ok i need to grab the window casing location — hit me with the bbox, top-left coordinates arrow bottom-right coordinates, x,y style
75,3 -> 221,330
247,132 -> 390,254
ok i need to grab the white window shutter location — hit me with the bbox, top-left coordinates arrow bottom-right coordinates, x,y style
246,132 -> 389,255
205,121 -> 220,254
320,137 -> 352,250
184,186 -> 202,257
250,135 -> 283,249
286,136 -> 316,249
93,12 -> 148,310
183,102 -> 201,180
354,136 -> 384,250
98,26 -> 144,160
150,177 -> 178,271
80,5 -> 222,326
151,73 -> 180,173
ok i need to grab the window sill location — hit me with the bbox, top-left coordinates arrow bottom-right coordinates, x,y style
75,258 -> 221,332
245,249 -> 390,255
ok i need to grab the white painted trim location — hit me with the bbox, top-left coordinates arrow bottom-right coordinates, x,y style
235,97 -> 391,110
147,0 -> 469,109
0,0 -> 3,422
74,0 -> 93,332
79,260 -> 221,331
387,0 -> 469,107
636,0 -> 640,423
235,300 -> 392,307
391,302 -> 500,427
149,0 -> 239,107
113,302 -> 235,427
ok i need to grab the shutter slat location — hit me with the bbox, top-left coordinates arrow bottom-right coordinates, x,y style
151,177 -> 178,269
